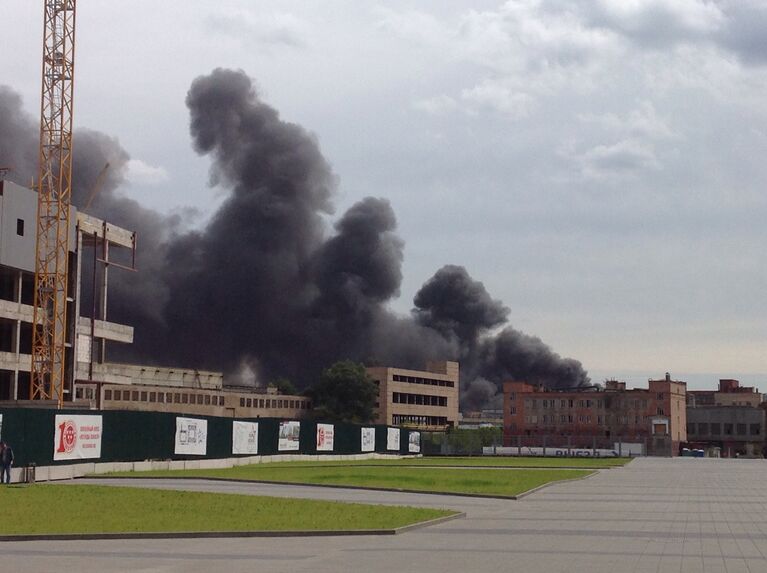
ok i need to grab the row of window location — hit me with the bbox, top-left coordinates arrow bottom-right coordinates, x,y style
523,414 -> 659,426
525,398 -> 607,410
392,392 -> 447,407
688,422 -> 761,437
238,397 -> 309,410
105,388 -> 225,406
392,414 -> 447,426
392,374 -> 455,388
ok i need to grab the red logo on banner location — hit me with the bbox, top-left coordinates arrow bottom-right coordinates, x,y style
57,420 -> 77,453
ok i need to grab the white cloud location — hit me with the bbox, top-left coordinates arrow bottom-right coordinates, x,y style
578,139 -> 661,180
460,81 -> 533,118
579,101 -> 678,140
125,159 -> 169,186
205,10 -> 308,48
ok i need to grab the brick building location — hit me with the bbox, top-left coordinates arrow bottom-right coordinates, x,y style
366,361 -> 459,431
687,379 -> 762,408
503,373 -> 687,455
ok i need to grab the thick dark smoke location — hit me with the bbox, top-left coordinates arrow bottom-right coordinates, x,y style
0,71 -> 590,408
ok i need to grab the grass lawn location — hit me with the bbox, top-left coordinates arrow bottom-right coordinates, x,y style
241,456 -> 631,469
105,465 -> 593,497
0,484 -> 454,535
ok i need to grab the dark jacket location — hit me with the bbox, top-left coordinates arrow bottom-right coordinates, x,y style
1,446 -> 14,466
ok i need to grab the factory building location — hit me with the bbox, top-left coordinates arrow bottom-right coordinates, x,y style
685,379 -> 765,457
503,373 -> 687,455
0,180 -> 307,418
366,361 -> 459,431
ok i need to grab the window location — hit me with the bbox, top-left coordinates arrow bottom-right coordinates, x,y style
205,395 -> 211,405
266,400 -> 271,408
597,415 -> 603,424
510,406 -> 516,415
724,423 -> 733,435
711,423 -> 721,435
166,393 -> 172,403
149,392 -> 156,402
657,393 -> 664,400
560,400 -> 566,408
174,393 -> 181,403
698,423 -> 709,435
509,392 -> 516,401
197,395 -> 204,405
246,398 -> 252,408
542,400 -> 548,409
140,391 -> 147,401
568,399 -> 574,408
104,390 -> 112,400
656,408 -> 664,416
560,414 -> 566,422
132,391 -> 139,401
736,424 -> 747,436
750,424 -> 761,436
16,219 -> 24,236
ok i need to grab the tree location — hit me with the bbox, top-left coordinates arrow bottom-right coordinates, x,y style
307,361 -> 378,423
269,378 -> 298,396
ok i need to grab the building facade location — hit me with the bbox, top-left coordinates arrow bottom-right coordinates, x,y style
687,379 -> 763,408
0,179 -> 136,401
503,374 -> 687,455
366,361 -> 459,430
686,406 -> 765,458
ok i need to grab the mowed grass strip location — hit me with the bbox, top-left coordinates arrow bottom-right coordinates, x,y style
238,456 -> 630,469
0,485 -> 454,535
107,466 -> 593,497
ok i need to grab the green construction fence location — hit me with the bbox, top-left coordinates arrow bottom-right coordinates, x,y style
0,407 -> 422,467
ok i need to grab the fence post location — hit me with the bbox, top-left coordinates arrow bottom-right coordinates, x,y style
618,437 -> 623,457
592,435 -> 596,457
517,435 -> 521,456
543,434 -> 547,457
567,435 -> 571,456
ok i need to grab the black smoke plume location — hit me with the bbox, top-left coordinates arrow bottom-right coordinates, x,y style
0,70 -> 590,408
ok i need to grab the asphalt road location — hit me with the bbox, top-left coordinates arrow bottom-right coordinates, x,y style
6,458 -> 767,572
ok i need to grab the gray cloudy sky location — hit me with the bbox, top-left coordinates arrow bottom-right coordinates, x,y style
4,0 -> 767,388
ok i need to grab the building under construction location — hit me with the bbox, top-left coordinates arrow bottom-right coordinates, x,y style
0,179 -> 309,418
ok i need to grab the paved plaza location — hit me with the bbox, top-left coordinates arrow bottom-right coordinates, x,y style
6,458 -> 767,572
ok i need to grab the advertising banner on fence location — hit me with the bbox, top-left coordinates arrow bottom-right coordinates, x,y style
174,417 -> 208,455
53,414 -> 103,461
278,421 -> 300,451
482,446 -> 619,458
316,423 -> 334,451
387,427 -> 400,451
408,431 -> 421,453
361,427 -> 375,452
232,421 -> 259,455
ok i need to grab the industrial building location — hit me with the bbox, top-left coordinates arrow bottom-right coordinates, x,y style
0,179 -> 308,419
686,379 -> 765,457
503,373 -> 687,455
366,361 -> 459,430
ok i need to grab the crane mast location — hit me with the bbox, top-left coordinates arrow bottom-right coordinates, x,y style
30,0 -> 77,406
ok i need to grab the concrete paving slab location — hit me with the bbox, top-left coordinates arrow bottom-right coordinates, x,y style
5,458 -> 767,572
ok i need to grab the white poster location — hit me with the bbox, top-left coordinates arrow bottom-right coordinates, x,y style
408,431 -> 421,453
53,414 -> 103,461
232,421 -> 259,455
174,417 -> 208,455
361,427 -> 375,452
387,427 -> 400,451
316,423 -> 334,452
278,421 -> 300,451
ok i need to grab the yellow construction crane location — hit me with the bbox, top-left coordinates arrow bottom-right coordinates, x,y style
30,0 -> 77,406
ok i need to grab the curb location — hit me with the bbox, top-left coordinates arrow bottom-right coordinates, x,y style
513,469 -> 600,499
83,475 -> 524,500
0,512 -> 464,543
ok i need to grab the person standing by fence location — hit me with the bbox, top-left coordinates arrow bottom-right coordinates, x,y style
0,442 -> 14,484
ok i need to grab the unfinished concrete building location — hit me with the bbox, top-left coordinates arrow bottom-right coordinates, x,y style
0,180 -> 308,418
